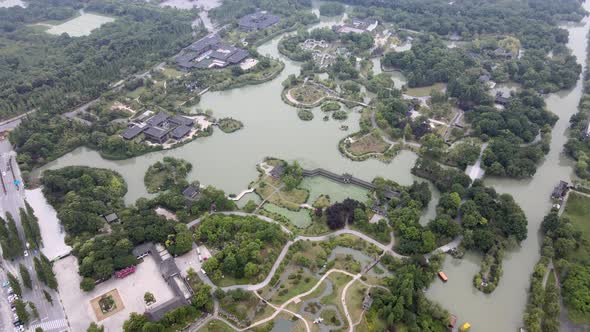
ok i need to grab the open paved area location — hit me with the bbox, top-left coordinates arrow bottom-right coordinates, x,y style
55,255 -> 176,331
91,289 -> 125,321
174,244 -> 212,278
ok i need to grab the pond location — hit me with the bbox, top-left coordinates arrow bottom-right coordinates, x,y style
264,203 -> 312,228
269,317 -> 297,332
44,12 -> 115,37
300,176 -> 369,205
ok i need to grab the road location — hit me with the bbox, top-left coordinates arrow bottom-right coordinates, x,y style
0,140 -> 68,332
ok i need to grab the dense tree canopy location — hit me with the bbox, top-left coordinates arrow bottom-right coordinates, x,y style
196,214 -> 288,283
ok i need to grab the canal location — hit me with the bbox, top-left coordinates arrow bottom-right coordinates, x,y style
426,2 -> 590,331
29,1 -> 590,331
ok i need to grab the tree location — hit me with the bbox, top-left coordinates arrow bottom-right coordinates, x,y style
144,292 -> 156,304
14,299 -> 29,324
80,277 -> 96,292
244,262 -> 260,278
19,264 -> 32,289
34,254 -> 58,290
43,290 -> 53,305
87,323 -> 105,332
142,322 -> 165,332
420,134 -> 446,158
8,272 -> 22,297
123,312 -> 148,332
29,301 -> 39,319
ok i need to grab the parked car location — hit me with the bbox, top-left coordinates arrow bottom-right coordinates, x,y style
23,250 -> 28,257
2,281 -> 9,287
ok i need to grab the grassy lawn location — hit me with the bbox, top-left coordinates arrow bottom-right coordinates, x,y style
320,308 -> 342,326
263,204 -> 312,228
563,192 -> 590,262
557,193 -> 590,324
270,269 -> 318,303
320,273 -> 352,330
197,320 -> 234,332
199,320 -> 234,332
127,86 -> 146,99
161,66 -> 184,79
346,281 -> 368,323
348,132 -> 390,155
320,273 -> 352,306
254,175 -> 308,210
312,195 -> 331,208
405,83 -> 447,97
252,303 -> 276,322
331,255 -> 363,274
219,291 -> 261,322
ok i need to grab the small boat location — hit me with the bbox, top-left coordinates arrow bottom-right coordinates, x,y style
340,125 -> 349,131
459,322 -> 471,331
438,271 -> 448,282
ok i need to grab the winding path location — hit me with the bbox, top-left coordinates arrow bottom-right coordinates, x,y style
186,211 -> 460,330
189,211 -> 459,293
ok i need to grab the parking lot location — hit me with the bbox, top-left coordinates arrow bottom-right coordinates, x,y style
174,244 -> 212,277
54,255 -> 176,332
2,280 -> 24,331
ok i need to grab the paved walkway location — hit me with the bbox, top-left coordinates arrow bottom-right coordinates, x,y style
465,143 -> 488,181
185,211 -> 461,330
228,188 -> 254,201
190,211 -> 460,292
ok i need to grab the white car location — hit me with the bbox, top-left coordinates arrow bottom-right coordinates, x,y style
2,172 -> 5,176
23,250 -> 28,257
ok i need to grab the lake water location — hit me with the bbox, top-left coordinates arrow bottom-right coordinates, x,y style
34,29 -> 424,206
0,0 -> 25,8
29,2 -> 590,330
45,12 -> 115,37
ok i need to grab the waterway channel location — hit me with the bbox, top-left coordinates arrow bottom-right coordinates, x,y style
29,2 -> 590,331
426,3 -> 590,331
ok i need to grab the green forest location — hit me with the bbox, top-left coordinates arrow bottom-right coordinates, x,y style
195,214 -> 288,284
40,166 -> 234,285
